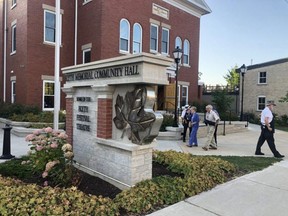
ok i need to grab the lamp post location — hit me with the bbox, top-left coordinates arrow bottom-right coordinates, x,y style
172,46 -> 183,127
239,64 -> 247,121
234,85 -> 239,114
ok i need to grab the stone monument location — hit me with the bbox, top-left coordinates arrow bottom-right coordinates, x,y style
62,53 -> 173,189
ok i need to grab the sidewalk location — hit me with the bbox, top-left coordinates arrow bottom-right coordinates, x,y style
149,123 -> 288,216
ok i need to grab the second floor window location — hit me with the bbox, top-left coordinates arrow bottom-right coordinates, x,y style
83,49 -> 91,63
183,40 -> 190,65
150,24 -> 158,52
11,24 -> 16,53
161,28 -> 169,55
119,19 -> 130,53
259,71 -> 267,84
44,10 -> 56,43
133,23 -> 142,54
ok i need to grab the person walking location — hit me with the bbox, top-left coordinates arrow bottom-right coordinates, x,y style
203,105 -> 220,151
255,100 -> 284,158
187,106 -> 200,147
181,105 -> 192,142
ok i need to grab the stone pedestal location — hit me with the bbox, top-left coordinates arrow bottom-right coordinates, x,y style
62,53 -> 173,189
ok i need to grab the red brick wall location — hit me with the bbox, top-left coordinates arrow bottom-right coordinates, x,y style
65,97 -> 74,145
0,0 -> 202,107
77,0 -> 200,105
97,98 -> 112,139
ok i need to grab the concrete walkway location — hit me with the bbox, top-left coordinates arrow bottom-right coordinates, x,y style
149,123 -> 288,216
1,124 -> 288,216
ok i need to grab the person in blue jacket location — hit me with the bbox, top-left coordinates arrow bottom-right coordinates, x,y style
187,106 -> 200,147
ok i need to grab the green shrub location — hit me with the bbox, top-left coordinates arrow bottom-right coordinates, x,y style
159,113 -> 174,131
0,176 -> 119,216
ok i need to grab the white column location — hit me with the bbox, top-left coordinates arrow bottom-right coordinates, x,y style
54,0 -> 61,130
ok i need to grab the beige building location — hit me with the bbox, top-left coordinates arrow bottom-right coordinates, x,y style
242,58 -> 288,116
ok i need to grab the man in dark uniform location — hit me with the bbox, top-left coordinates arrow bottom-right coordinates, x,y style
181,105 -> 191,142
255,100 -> 284,158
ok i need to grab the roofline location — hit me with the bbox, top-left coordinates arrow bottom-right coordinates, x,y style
247,58 -> 288,70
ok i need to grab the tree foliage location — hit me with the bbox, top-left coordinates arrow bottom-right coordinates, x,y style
223,66 -> 239,88
211,89 -> 234,118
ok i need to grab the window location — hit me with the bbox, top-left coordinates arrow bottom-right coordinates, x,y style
257,96 -> 266,111
150,24 -> 158,52
11,24 -> 16,53
161,28 -> 169,55
133,23 -> 142,54
119,19 -> 130,53
175,36 -> 182,49
181,86 -> 188,106
44,10 -> 56,43
258,71 -> 267,84
83,49 -> 91,63
177,85 -> 181,108
183,40 -> 190,65
11,81 -> 16,103
11,0 -> 16,8
43,81 -> 54,110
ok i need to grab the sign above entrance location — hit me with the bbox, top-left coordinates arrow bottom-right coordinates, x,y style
66,64 -> 139,82
62,53 -> 173,87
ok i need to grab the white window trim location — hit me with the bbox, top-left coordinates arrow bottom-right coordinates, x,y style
11,80 -> 16,103
43,80 -> 55,111
257,96 -> 266,111
83,0 -> 92,5
43,9 -> 62,46
11,0 -> 17,9
175,36 -> 182,64
182,85 -> 189,105
177,85 -> 181,109
82,48 -> 91,64
133,23 -> 142,54
150,23 -> 159,53
183,39 -> 190,66
11,24 -> 16,54
161,27 -> 169,55
119,18 -> 130,54
258,71 -> 267,84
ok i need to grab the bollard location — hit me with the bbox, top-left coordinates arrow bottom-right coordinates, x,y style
0,124 -> 15,159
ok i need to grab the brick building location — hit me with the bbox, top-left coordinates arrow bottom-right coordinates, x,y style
0,0 -> 211,111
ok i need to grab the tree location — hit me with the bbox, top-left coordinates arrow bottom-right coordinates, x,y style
223,66 -> 240,88
211,89 -> 234,119
279,91 -> 288,103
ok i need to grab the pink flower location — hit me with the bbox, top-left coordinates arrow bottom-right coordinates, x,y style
25,134 -> 35,142
50,142 -> 58,148
43,181 -> 49,186
45,160 -> 59,172
33,129 -> 43,135
58,132 -> 68,139
36,145 -> 43,151
44,127 -> 53,133
42,171 -> 48,178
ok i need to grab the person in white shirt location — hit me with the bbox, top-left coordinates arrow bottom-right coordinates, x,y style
255,100 -> 284,158
203,105 -> 220,151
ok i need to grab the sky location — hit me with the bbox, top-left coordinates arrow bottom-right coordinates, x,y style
199,0 -> 288,85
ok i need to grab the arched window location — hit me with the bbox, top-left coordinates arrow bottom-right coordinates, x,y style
133,23 -> 142,54
175,37 -> 182,63
175,36 -> 182,49
119,19 -> 130,53
183,39 -> 190,65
